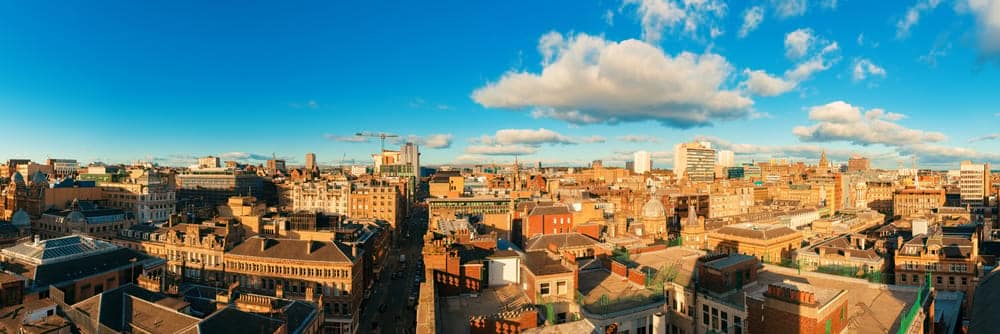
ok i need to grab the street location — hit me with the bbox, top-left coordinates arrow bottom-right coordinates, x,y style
359,207 -> 427,334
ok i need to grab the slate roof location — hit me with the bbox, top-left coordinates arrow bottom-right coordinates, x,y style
228,237 -> 356,263
523,251 -> 573,276
714,223 -> 799,240
199,308 -> 283,334
524,233 -> 599,252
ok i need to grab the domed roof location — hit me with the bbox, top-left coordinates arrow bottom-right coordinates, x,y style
30,171 -> 48,184
641,197 -> 666,218
65,210 -> 86,223
11,209 -> 29,226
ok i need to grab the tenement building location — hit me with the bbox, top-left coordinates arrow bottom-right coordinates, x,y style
99,170 -> 176,223
893,188 -> 945,218
895,225 -> 979,308
113,218 -> 247,284
349,183 -> 402,231
281,179 -> 351,215
708,223 -> 803,263
224,236 -> 364,334
33,200 -> 135,239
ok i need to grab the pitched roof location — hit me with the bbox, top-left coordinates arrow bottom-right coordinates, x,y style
524,233 -> 599,251
228,237 -> 356,263
714,223 -> 799,240
528,205 -> 571,216
523,251 -> 573,276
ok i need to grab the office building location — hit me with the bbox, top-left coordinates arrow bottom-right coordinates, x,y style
716,150 -> 734,168
633,150 -> 651,174
198,156 -> 220,169
267,159 -> 286,175
674,141 -> 716,182
893,188 -> 945,218
45,158 -> 78,176
305,152 -> 317,172
959,161 -> 991,206
281,179 -> 351,215
100,170 -> 176,223
175,169 -> 265,207
847,155 -> 870,172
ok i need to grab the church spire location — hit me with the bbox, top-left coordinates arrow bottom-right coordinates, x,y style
818,149 -> 829,167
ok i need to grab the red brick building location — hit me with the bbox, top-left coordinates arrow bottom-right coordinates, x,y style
746,281 -> 849,334
524,205 -> 574,239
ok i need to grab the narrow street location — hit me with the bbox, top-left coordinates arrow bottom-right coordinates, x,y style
359,206 -> 427,334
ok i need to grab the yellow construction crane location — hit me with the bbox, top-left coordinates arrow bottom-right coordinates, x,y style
355,132 -> 399,152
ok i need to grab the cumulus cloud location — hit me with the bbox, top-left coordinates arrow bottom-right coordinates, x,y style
741,69 -> 797,96
474,128 -> 605,147
581,135 -> 608,144
965,0 -> 1000,61
785,41 -> 840,82
852,58 -> 887,81
969,133 -> 1000,142
625,0 -> 727,43
784,28 -> 815,59
324,134 -> 369,143
404,134 -> 453,149
472,32 -> 753,128
898,143 -> 1000,164
739,6 -> 765,38
623,0 -> 728,42
604,9 -> 615,26
464,145 -> 538,156
772,0 -> 807,18
695,135 -> 863,161
897,0 -> 942,39
220,152 -> 273,161
740,33 -> 838,97
793,101 -> 947,146
618,135 -> 661,143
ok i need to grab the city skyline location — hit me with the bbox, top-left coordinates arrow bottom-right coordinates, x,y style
1,1 -> 999,169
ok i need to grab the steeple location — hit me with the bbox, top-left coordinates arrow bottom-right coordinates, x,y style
818,149 -> 829,167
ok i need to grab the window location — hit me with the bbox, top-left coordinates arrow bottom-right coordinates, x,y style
540,283 -> 550,295
721,311 -> 728,332
912,274 -> 918,283
556,281 -> 567,295
825,319 -> 831,334
962,277 -> 968,286
703,305 -> 709,326
711,308 -> 719,330
937,276 -> 942,284
734,316 -> 743,334
949,276 -> 955,285
901,274 -> 907,282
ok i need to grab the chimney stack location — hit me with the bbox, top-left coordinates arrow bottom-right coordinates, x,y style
306,241 -> 313,254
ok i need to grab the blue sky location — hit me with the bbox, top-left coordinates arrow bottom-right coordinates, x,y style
0,0 -> 997,169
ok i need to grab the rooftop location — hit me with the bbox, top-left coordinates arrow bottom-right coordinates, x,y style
713,223 -> 800,240
227,237 -> 356,263
2,234 -> 120,265
754,265 -> 921,333
522,251 -> 573,276
440,284 -> 533,334
524,233 -> 599,252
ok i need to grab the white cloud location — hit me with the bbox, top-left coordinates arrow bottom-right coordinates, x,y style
741,69 -> 797,96
464,145 -> 538,156
324,134 -> 369,143
739,6 -> 765,38
472,32 -> 753,128
623,0 -> 727,42
784,28 -> 815,59
605,9 -> 615,26
898,143 -> 1000,164
740,33 -> 838,97
918,41 -> 952,67
822,0 -> 839,9
896,0 -> 942,39
493,128 -> 576,145
965,0 -> 1000,60
618,135 -> 661,143
969,133 -> 1000,142
406,134 -> 453,149
220,152 -> 273,161
772,0 -> 807,18
856,33 -> 864,46
793,101 -> 947,146
581,135 -> 608,144
852,58 -> 887,81
696,135 -> 863,161
785,41 -> 840,82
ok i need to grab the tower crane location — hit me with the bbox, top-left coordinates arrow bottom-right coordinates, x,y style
355,132 -> 399,152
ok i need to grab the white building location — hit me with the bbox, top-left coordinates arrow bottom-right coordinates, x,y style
717,150 -> 735,168
100,170 -> 175,223
674,141 -> 716,182
960,161 -> 991,206
281,179 -> 351,215
633,150 -> 651,174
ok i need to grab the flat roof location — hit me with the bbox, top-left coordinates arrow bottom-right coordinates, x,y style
439,284 -> 532,334
755,265 -> 920,333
